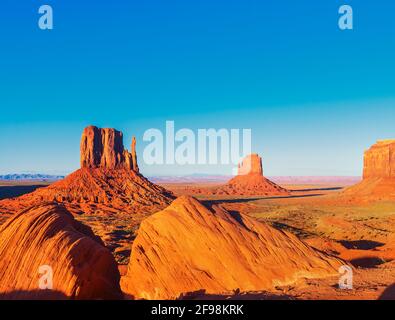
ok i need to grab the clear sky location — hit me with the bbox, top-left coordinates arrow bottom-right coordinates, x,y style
0,0 -> 394,176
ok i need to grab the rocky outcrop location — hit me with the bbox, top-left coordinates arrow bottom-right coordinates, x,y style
121,196 -> 343,299
363,140 -> 395,179
80,125 -> 138,171
0,204 -> 122,299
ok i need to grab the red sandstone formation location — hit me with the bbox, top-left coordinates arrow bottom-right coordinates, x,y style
222,153 -> 289,195
0,126 -> 174,214
0,204 -> 121,299
237,153 -> 263,175
121,196 -> 343,299
205,153 -> 289,196
363,140 -> 395,179
80,126 -> 139,171
345,140 -> 395,200
0,126 -> 174,262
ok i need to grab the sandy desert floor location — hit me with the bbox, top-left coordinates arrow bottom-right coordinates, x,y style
159,182 -> 395,300
2,180 -> 395,299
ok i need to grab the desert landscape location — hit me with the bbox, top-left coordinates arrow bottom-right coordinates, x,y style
0,126 -> 395,300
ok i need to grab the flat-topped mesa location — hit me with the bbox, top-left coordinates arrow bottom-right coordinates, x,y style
80,125 -> 139,172
363,140 -> 395,179
237,153 -> 263,176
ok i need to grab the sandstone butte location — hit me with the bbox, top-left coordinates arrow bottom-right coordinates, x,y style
0,203 -> 121,299
0,125 -> 174,215
202,153 -> 290,196
121,196 -> 343,299
344,140 -> 395,201
80,126 -> 139,171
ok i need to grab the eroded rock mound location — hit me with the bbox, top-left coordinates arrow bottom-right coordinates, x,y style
345,140 -> 395,201
20,167 -> 174,208
121,196 -> 342,299
0,203 -> 121,299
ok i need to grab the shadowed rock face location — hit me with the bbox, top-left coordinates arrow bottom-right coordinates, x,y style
80,125 -> 139,172
363,140 -> 395,179
121,196 -> 343,299
0,204 -> 122,299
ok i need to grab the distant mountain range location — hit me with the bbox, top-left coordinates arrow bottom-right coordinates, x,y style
0,173 -> 361,185
0,174 -> 65,181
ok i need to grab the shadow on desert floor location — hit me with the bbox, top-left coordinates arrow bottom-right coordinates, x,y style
203,193 -> 325,205
0,185 -> 45,200
339,240 -> 385,250
178,289 -> 293,300
379,284 -> 395,300
0,289 -> 68,300
350,257 -> 389,269
290,186 -> 344,192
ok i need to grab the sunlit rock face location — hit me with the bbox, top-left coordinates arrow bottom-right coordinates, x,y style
0,204 -> 122,299
121,196 -> 342,299
363,140 -> 395,179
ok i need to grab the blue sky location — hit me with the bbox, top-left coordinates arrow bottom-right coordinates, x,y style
0,0 -> 394,176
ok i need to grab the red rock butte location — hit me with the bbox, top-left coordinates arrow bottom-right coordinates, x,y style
345,140 -> 395,200
121,196 -> 343,299
80,126 -> 139,172
237,153 -> 263,175
214,153 -> 289,196
0,125 -> 174,214
0,204 -> 121,299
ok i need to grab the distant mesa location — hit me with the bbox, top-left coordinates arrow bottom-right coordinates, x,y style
219,153 -> 289,195
345,140 -> 395,200
121,196 -> 343,299
191,153 -> 289,196
0,203 -> 121,299
0,125 -> 174,214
